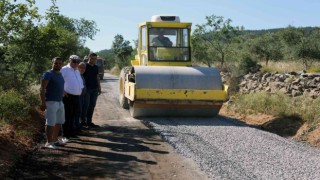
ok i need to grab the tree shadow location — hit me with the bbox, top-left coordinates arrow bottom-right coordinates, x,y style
139,115 -> 249,127
10,124 -> 167,179
260,115 -> 304,137
100,77 -> 118,83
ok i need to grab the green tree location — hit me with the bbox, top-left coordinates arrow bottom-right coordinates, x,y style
77,46 -> 91,59
280,26 -> 320,69
191,35 -> 219,67
250,32 -> 283,65
192,14 -> 243,67
0,0 -> 41,91
0,0 -> 99,92
97,49 -> 116,69
296,32 -> 320,69
0,0 -> 40,45
112,34 -> 133,69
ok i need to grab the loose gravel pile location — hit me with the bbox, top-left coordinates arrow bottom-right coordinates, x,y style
143,116 -> 320,180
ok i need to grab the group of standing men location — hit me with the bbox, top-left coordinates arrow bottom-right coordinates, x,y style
40,53 -> 101,149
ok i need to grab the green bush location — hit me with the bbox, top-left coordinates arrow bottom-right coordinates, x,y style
238,56 -> 260,76
0,90 -> 29,124
24,90 -> 40,107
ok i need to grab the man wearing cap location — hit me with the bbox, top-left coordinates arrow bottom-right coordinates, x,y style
60,55 -> 84,138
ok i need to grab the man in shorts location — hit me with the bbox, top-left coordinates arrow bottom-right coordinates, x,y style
40,57 -> 65,149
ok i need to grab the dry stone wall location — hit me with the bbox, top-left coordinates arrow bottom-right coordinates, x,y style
236,72 -> 320,98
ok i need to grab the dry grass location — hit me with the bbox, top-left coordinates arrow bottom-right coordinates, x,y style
261,61 -> 320,73
229,92 -> 320,125
110,66 -> 121,76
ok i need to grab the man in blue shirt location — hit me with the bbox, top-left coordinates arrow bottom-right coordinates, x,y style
40,57 -> 65,149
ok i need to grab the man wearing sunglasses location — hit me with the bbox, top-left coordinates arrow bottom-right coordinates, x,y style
60,55 -> 84,139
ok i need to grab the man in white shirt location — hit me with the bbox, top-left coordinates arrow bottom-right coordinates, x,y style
60,55 -> 84,138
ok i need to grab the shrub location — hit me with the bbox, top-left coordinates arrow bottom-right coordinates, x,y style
238,56 -> 260,76
294,95 -> 320,124
23,89 -> 40,107
227,76 -> 240,95
0,90 -> 29,124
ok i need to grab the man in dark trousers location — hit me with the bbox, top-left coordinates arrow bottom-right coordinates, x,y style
81,53 -> 101,128
61,55 -> 84,138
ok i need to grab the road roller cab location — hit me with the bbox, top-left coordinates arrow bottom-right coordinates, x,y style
131,15 -> 192,67
119,15 -> 229,117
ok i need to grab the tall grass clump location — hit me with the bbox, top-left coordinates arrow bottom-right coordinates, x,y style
231,92 -> 291,115
0,90 -> 29,124
230,92 -> 320,124
292,95 -> 320,124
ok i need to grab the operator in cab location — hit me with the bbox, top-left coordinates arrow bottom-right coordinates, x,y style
151,29 -> 172,47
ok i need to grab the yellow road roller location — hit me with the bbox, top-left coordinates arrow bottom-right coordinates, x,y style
119,15 -> 228,117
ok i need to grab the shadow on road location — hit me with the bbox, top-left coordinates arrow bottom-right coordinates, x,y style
140,115 -> 250,127
10,124 -> 167,179
100,77 -> 118,83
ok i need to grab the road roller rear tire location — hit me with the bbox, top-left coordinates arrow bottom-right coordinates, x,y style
119,67 -> 130,109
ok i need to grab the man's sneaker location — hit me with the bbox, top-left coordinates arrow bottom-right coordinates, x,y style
60,137 -> 70,143
54,139 -> 66,146
45,143 -> 57,149
88,122 -> 99,128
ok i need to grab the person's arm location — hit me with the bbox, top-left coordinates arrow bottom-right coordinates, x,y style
40,79 -> 49,111
60,68 -> 68,97
97,75 -> 101,95
165,37 -> 173,46
151,37 -> 157,46
96,66 -> 101,94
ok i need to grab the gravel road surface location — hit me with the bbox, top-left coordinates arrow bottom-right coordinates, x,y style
111,71 -> 320,180
142,115 -> 320,180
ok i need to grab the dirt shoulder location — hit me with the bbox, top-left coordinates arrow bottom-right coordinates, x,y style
219,104 -> 320,148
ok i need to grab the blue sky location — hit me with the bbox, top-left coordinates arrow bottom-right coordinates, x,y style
35,0 -> 320,52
